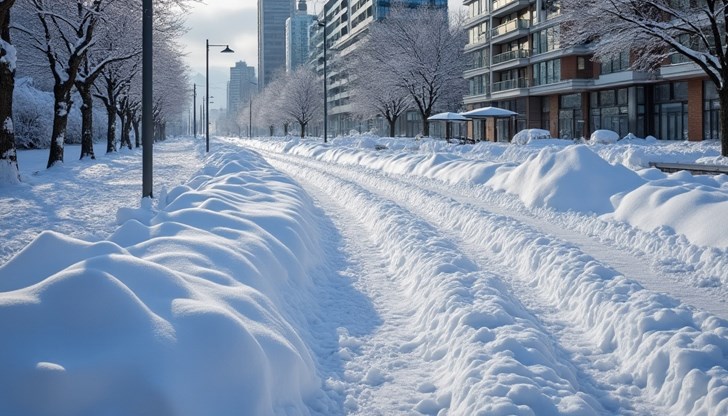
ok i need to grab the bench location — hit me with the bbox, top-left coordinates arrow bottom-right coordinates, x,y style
648,162 -> 728,175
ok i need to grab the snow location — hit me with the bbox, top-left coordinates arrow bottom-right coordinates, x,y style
590,129 -> 620,144
0,39 -> 17,72
1,134 -> 728,415
511,128 -> 551,145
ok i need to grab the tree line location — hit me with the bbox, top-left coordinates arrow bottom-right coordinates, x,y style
0,0 -> 195,184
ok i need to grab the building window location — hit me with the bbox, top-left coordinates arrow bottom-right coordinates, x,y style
653,81 -> 688,140
704,80 -> 721,140
559,93 -> 583,139
532,25 -> 560,55
532,59 -> 560,86
600,51 -> 630,74
590,88 -> 629,137
577,56 -> 586,70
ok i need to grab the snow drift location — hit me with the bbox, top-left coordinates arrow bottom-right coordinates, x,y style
0,148 -> 326,415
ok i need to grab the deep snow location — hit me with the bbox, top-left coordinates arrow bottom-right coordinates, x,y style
1,134 -> 727,415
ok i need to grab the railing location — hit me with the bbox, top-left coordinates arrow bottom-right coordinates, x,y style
491,18 -> 530,38
648,162 -> 728,175
492,78 -> 528,92
492,49 -> 530,65
492,0 -> 517,10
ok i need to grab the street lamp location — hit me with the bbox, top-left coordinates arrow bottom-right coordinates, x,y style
248,81 -> 257,138
142,0 -> 153,198
318,18 -> 328,143
206,39 -> 234,153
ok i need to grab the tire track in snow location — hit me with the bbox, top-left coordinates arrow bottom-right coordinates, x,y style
255,147 -> 728,415
260,150 -> 628,415
388,174 -> 728,321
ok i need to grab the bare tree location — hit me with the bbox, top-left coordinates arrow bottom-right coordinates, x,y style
278,67 -> 322,138
0,0 -> 18,184
14,0 -> 107,168
358,2 -> 467,136
561,0 -> 728,156
348,57 -> 411,137
75,4 -> 140,160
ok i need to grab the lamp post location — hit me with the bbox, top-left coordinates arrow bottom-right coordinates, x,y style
142,0 -> 153,198
192,84 -> 196,138
248,81 -> 257,138
206,39 -> 234,153
318,18 -> 327,143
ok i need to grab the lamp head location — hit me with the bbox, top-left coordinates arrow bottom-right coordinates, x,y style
221,46 -> 234,53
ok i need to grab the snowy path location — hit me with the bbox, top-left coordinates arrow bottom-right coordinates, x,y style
254,148 -> 671,415
392,174 -> 728,321
0,139 -> 205,266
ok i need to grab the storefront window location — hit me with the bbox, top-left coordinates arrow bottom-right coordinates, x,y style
704,81 -> 721,140
559,93 -> 582,139
653,82 -> 688,140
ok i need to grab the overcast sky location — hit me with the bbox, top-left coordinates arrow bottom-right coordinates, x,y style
179,0 -> 464,110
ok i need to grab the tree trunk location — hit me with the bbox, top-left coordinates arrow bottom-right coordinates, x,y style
132,116 -> 140,148
300,122 -> 306,138
119,111 -> 131,149
421,110 -> 431,137
388,116 -> 398,138
105,105 -> 117,153
47,87 -> 72,168
720,87 -> 728,157
0,2 -> 19,183
78,83 -> 95,160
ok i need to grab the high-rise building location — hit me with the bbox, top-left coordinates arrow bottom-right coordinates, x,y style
311,0 -> 448,136
227,61 -> 257,117
258,0 -> 294,90
286,0 -> 315,72
462,0 -> 712,142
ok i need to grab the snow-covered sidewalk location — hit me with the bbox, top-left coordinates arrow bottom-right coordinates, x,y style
1,135 -> 727,415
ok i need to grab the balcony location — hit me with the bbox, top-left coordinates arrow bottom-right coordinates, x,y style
491,0 -> 531,18
492,49 -> 530,65
492,78 -> 528,92
465,33 -> 490,51
491,19 -> 530,43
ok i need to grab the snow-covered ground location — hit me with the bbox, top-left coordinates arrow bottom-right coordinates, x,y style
0,135 -> 727,415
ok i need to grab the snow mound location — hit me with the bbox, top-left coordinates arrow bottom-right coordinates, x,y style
608,172 -> 728,248
0,149 -> 325,415
512,128 -> 551,145
589,129 -> 619,144
487,145 -> 645,213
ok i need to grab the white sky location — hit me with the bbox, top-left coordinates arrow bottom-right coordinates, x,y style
179,0 -> 464,110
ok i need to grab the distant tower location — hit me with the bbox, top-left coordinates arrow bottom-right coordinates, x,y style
258,0 -> 294,90
227,61 -> 257,117
286,0 -> 315,72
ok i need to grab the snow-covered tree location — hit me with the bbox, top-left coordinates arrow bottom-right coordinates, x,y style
278,67 -> 322,138
14,0 -> 108,168
561,0 -> 728,156
356,2 -> 467,136
0,0 -> 19,184
347,52 -> 411,138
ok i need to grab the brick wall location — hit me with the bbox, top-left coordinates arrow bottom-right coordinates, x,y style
687,78 -> 703,141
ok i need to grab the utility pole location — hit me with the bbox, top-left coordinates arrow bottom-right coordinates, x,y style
142,0 -> 153,198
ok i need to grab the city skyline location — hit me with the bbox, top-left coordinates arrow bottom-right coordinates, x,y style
180,0 -> 463,109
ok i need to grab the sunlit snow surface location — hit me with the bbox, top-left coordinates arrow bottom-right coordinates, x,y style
0,135 -> 727,415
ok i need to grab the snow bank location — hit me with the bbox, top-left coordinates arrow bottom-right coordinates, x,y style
0,147 -> 325,415
609,171 -> 728,247
487,145 -> 645,214
511,128 -> 551,145
589,129 -> 619,144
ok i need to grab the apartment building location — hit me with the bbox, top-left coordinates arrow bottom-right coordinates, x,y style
310,0 -> 448,137
463,0 -> 716,142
